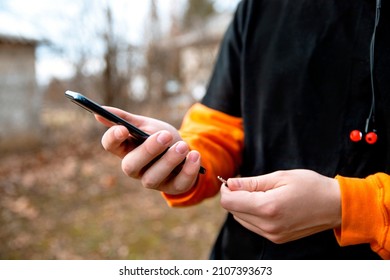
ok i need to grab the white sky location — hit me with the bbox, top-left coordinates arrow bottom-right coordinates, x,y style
0,0 -> 240,85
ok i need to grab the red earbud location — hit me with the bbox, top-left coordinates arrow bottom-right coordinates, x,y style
350,130 -> 363,142
349,130 -> 377,144
365,131 -> 378,144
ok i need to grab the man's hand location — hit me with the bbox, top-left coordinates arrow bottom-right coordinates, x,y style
96,107 -> 201,195
220,169 -> 341,243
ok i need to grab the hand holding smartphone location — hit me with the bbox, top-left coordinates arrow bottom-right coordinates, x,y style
65,90 -> 206,174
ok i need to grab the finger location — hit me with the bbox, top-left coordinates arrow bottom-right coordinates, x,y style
105,106 -> 145,125
95,114 -> 115,128
176,150 -> 202,185
220,186 -> 269,214
141,141 -> 190,189
121,130 -> 173,178
232,214 -> 265,237
231,210 -> 276,235
159,150 -> 201,194
101,125 -> 136,158
232,214 -> 288,244
220,186 -> 253,212
94,106 -> 147,130
227,171 -> 285,192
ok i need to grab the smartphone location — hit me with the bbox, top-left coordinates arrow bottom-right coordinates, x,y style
65,90 -> 206,174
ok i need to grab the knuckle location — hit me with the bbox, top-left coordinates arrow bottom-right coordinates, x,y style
219,194 -> 228,207
248,178 -> 260,191
273,170 -> 289,179
141,174 -> 158,189
263,222 -> 281,235
144,143 -> 158,157
121,160 -> 139,178
144,136 -> 169,158
267,234 -> 286,244
171,179 -> 189,193
220,194 -> 233,209
261,201 -> 279,219
165,155 -> 183,168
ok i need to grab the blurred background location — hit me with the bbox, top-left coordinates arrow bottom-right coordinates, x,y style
0,0 -> 240,259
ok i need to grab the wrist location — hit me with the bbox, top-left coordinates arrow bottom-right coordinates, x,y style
328,177 -> 342,229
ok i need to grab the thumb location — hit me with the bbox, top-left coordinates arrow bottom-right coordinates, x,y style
227,173 -> 278,192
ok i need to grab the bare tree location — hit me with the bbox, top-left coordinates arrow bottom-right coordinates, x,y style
50,1 -> 135,107
143,0 -> 165,104
183,0 -> 216,30
102,5 -> 119,106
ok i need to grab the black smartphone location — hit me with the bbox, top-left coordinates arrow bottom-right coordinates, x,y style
65,90 -> 149,143
65,90 -> 206,174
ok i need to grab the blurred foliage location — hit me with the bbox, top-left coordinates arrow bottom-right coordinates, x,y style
0,107 -> 226,259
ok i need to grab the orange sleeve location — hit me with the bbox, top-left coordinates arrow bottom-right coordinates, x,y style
334,173 -> 390,259
162,103 -> 244,207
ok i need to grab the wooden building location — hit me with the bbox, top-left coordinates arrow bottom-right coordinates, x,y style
0,17 -> 42,151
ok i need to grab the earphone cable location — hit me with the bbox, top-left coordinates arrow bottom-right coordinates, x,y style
367,0 -> 381,132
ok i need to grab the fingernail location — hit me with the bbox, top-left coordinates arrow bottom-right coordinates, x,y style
157,131 -> 171,145
229,178 -> 242,189
188,151 -> 200,163
175,142 -> 188,154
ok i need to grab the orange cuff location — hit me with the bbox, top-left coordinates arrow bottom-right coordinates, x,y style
162,103 -> 244,207
335,173 -> 390,259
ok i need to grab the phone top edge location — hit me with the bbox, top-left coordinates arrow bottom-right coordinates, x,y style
64,90 -> 81,99
65,90 -> 95,113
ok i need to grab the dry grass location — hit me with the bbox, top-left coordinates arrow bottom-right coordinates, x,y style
0,106 -> 226,259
